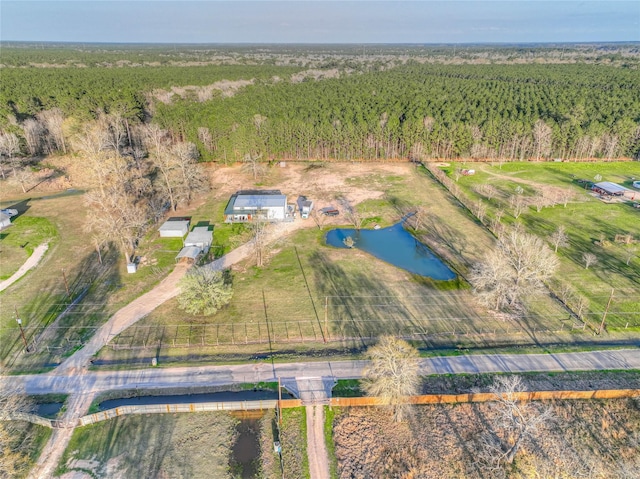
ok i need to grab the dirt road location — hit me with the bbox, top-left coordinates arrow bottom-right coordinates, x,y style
30,219 -> 311,478
0,242 -> 48,292
27,392 -> 95,479
307,405 -> 330,479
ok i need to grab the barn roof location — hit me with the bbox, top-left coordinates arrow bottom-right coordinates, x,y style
593,182 -> 630,195
184,226 -> 212,246
234,194 -> 287,209
159,218 -> 190,232
176,245 -> 202,260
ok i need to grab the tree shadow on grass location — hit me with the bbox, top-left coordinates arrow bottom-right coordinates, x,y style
3,243 -> 122,371
308,250 -> 421,347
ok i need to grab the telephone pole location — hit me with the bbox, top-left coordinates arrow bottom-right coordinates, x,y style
14,306 -> 29,352
599,288 -> 614,334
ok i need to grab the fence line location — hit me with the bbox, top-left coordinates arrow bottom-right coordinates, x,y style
107,321 -> 602,351
78,399 -> 302,426
330,388 -> 640,407
10,389 -> 639,429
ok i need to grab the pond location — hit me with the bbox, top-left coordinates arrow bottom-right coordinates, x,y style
325,222 -> 456,280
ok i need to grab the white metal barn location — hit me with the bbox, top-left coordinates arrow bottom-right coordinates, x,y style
158,218 -> 190,238
224,190 -> 288,223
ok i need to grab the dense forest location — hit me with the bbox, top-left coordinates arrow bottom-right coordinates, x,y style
1,45 -> 639,162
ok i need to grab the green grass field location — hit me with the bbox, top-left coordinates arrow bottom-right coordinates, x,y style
450,160 -> 640,330
0,216 -> 57,280
96,164 -> 589,365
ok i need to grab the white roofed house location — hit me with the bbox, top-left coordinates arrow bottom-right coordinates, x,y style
224,190 -> 290,223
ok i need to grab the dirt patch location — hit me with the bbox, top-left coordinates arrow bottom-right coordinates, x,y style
207,161 -> 419,223
333,398 -> 640,478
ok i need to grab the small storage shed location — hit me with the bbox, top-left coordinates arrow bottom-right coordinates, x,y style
185,227 -> 213,252
159,217 -> 190,238
176,226 -> 213,262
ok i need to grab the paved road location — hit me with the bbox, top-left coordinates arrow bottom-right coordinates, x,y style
4,349 -> 639,396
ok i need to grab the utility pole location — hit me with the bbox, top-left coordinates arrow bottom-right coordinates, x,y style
14,306 -> 29,352
62,268 -> 70,297
278,376 -> 282,426
599,288 -> 614,334
324,296 -> 329,340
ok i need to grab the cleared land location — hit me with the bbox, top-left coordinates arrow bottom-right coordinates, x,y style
97,162 -> 618,366
332,397 -> 640,479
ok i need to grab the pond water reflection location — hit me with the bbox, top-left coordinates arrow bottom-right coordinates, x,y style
325,222 -> 456,280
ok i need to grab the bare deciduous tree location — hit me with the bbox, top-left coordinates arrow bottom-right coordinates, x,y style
21,118 -> 44,156
197,126 -> 213,153
85,189 -> 151,265
170,141 -> 207,206
549,225 -> 569,252
479,375 -> 554,473
532,193 -> 549,213
242,152 -> 266,181
470,229 -> 558,310
0,132 -> 21,179
557,282 -> 575,305
36,108 -> 66,153
362,336 -> 420,422
473,199 -> 487,223
250,220 -> 268,268
0,388 -> 34,478
574,295 -> 590,319
582,252 -> 598,269
475,184 -> 499,201
9,166 -> 35,194
558,189 -> 574,208
509,194 -> 527,219
533,119 -> 553,160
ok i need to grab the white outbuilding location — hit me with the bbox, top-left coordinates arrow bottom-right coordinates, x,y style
176,226 -> 213,262
159,217 -> 190,238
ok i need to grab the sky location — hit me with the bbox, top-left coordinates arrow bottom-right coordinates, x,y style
1,1 -> 639,44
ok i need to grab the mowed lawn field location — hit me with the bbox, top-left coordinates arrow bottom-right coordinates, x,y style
449,161 -> 640,330
96,162 -> 593,365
